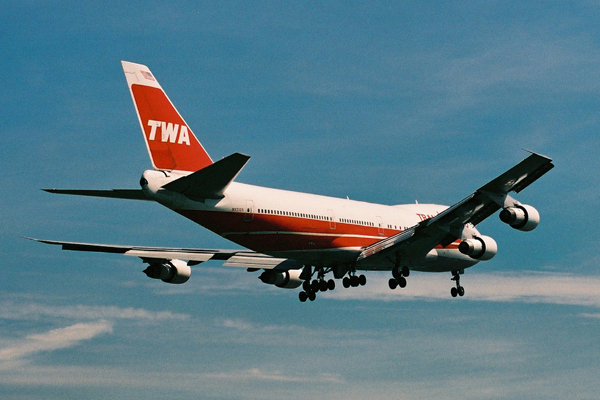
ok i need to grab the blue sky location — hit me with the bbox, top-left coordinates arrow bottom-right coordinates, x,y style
2,1 -> 600,399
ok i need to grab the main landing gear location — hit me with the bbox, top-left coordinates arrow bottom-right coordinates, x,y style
298,267 -> 366,302
389,264 -> 410,290
298,267 -> 335,302
342,272 -> 366,288
450,270 -> 465,298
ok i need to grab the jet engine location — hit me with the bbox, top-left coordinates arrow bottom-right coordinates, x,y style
458,235 -> 498,260
499,204 -> 540,232
258,269 -> 303,289
143,259 -> 191,284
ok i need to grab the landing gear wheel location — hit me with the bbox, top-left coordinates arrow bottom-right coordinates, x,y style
398,276 -> 407,288
311,280 -> 319,292
319,280 -> 328,292
302,280 -> 311,292
389,278 -> 398,290
392,262 -> 410,288
308,291 -> 316,301
358,274 -> 367,286
350,275 -> 360,287
343,277 -> 350,288
299,291 -> 308,302
327,279 -> 335,291
451,287 -> 458,297
458,286 -> 465,297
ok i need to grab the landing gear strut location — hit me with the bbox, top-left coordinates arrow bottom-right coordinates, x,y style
450,270 -> 465,297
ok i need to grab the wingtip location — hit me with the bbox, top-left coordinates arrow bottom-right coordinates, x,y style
21,236 -> 45,243
521,148 -> 553,161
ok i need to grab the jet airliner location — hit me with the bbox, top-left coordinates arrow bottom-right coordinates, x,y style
32,61 -> 554,302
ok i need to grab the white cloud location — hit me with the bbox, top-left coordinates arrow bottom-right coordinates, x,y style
124,269 -> 600,310
324,271 -> 600,308
204,368 -> 344,384
0,301 -> 190,322
0,321 -> 113,364
0,301 -> 191,371
580,313 -> 600,319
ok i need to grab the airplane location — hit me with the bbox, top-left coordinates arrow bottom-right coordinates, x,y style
31,61 -> 554,302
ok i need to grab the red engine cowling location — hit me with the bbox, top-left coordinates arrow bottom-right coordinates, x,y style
143,259 -> 191,284
458,235 -> 498,260
499,204 -> 540,232
258,269 -> 303,289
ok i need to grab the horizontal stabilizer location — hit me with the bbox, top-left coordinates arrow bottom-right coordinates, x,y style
43,189 -> 150,201
162,152 -> 250,201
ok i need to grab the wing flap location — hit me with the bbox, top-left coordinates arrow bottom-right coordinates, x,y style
125,250 -> 215,263
224,255 -> 303,270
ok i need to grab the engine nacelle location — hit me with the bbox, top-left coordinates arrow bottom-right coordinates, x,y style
258,269 -> 303,289
458,235 -> 498,260
499,204 -> 540,232
143,259 -> 191,284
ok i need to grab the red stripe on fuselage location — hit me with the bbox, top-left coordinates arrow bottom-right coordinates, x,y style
175,209 -> 461,253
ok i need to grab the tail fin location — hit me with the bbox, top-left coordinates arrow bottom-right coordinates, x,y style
121,61 -> 212,172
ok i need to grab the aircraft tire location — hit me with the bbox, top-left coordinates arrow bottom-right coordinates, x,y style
302,280 -> 311,292
358,275 -> 366,286
319,280 -> 328,292
327,279 -> 335,291
343,277 -> 350,288
398,276 -> 407,288
311,280 -> 320,292
299,291 -> 308,302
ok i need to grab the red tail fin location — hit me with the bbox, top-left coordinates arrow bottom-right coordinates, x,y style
121,61 -> 212,172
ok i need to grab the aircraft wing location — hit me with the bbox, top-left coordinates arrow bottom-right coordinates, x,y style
27,238 -> 302,270
357,152 -> 554,264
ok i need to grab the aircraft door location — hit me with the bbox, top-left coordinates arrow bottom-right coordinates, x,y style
328,209 -> 336,230
376,216 -> 384,236
244,200 -> 254,222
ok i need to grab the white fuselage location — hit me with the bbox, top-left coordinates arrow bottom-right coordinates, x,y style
142,169 -> 479,272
